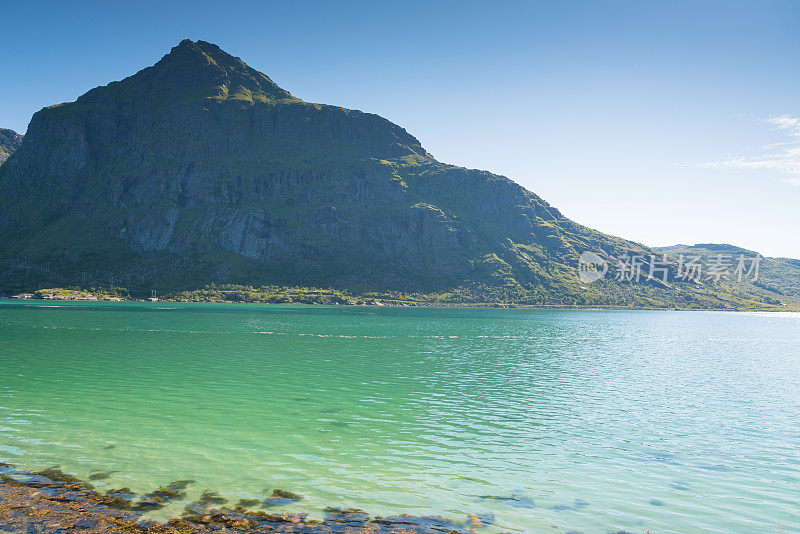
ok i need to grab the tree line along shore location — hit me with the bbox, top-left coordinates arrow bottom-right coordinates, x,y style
3,283 -> 797,311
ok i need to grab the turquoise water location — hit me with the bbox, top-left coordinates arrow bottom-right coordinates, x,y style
0,301 -> 798,532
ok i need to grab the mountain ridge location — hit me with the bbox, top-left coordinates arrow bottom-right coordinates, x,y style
656,243 -> 800,299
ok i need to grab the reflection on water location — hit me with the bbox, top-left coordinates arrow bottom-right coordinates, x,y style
1,302 -> 799,532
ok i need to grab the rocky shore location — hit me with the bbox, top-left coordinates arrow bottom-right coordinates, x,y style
5,286 -> 793,311
0,464 -> 483,534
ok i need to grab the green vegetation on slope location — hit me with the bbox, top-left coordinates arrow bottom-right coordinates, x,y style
657,243 -> 800,304
6,282 -> 796,311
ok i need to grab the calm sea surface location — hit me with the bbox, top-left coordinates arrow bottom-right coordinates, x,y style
0,301 -> 798,532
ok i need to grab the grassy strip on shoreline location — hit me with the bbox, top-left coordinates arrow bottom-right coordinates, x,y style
3,283 -> 799,311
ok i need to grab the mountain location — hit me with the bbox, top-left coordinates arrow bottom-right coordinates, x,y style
657,244 -> 800,300
0,128 -> 22,166
0,40 -> 793,308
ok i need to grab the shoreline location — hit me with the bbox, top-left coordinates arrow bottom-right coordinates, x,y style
0,295 -> 800,313
1,297 -> 796,313
0,463 -> 481,533
3,282 -> 797,312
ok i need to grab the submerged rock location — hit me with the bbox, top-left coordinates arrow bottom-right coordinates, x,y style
551,499 -> 588,511
166,479 -> 196,491
670,481 -> 691,491
1,463 -> 477,533
271,488 -> 303,500
132,482 -> 192,511
198,491 -> 228,505
323,507 -> 370,523
96,488 -> 137,510
132,499 -> 167,512
470,512 -> 495,525
264,488 -> 303,506
142,485 -> 186,502
374,513 -> 467,532
478,493 -> 536,508
40,468 -> 92,488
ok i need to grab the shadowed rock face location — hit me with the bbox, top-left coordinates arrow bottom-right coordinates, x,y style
0,128 -> 22,166
0,39 -> 764,307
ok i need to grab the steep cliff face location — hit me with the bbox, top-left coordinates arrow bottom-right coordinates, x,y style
0,40 -> 785,307
0,128 -> 22,166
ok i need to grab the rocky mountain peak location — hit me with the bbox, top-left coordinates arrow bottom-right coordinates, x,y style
0,128 -> 22,166
75,39 -> 299,109
163,38 -> 298,102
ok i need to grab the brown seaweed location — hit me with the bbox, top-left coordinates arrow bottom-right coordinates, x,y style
0,463 -> 479,533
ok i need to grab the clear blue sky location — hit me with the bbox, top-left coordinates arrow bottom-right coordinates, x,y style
2,1 -> 799,257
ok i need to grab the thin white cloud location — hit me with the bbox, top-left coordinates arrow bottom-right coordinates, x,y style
764,115 -> 800,131
698,115 -> 800,180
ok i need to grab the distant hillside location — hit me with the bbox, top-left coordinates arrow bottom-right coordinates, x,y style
0,128 -> 22,166
0,40 -> 795,309
657,244 -> 800,299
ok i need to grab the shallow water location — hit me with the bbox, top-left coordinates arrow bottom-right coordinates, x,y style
1,301 -> 798,532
